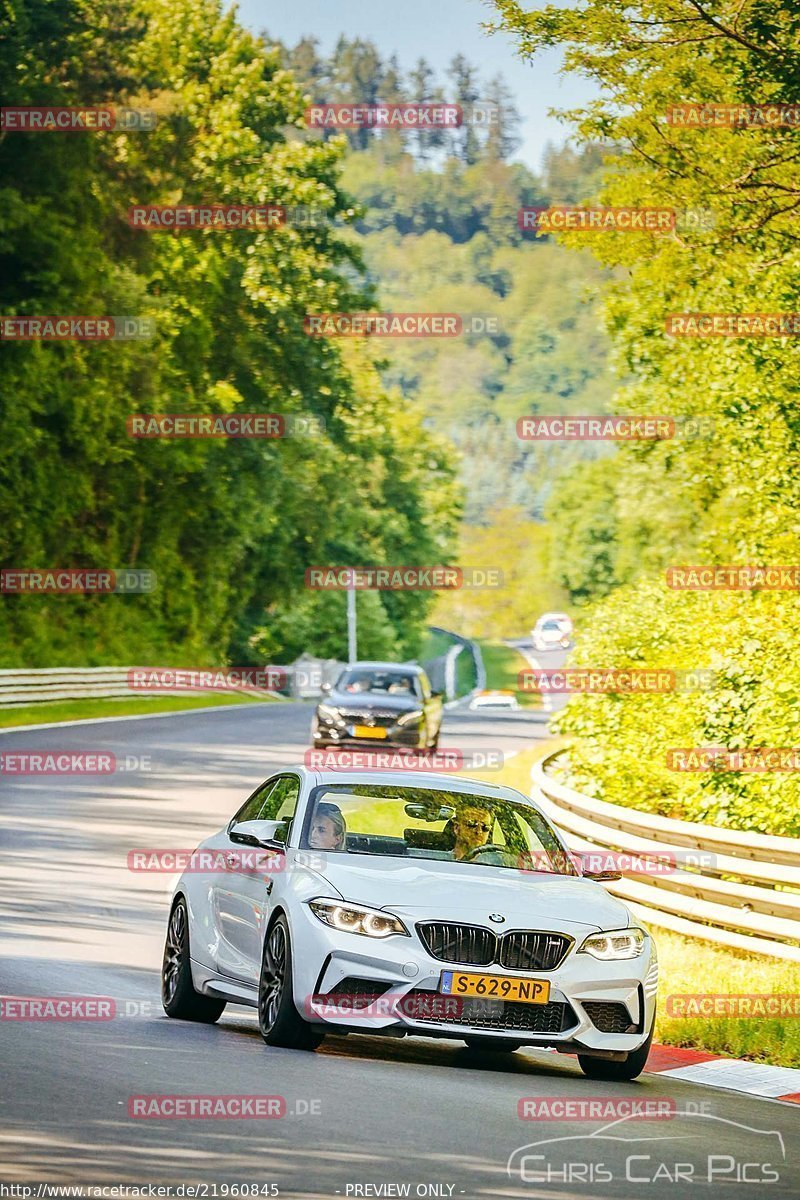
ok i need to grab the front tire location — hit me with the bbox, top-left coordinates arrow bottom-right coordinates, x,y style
577,1025 -> 654,1081
162,897 -> 226,1023
258,915 -> 324,1050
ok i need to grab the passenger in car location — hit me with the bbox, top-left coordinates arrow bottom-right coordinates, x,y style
308,802 -> 347,850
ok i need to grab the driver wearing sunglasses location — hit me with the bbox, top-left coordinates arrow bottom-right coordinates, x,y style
451,804 -> 495,861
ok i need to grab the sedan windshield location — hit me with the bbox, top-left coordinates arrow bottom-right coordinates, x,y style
336,669 -> 418,697
302,783 -> 577,874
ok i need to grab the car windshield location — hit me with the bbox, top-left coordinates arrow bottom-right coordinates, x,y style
302,784 -> 577,874
336,668 -> 418,696
542,620 -> 562,631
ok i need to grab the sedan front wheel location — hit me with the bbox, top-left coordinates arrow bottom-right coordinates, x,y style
258,915 -> 324,1050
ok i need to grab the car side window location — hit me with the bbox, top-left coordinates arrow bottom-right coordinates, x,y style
233,779 -> 278,825
259,776 -> 300,821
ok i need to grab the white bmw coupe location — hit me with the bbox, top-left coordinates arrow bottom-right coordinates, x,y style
161,767 -> 657,1080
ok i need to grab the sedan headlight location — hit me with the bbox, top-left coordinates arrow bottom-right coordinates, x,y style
396,709 -> 424,726
308,898 -> 409,938
317,704 -> 343,723
579,928 -> 645,960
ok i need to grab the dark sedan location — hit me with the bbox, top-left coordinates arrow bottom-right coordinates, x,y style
311,661 -> 443,751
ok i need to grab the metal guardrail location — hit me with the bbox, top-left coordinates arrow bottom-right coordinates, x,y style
0,667 -> 279,707
0,644 -> 482,708
531,751 -> 800,962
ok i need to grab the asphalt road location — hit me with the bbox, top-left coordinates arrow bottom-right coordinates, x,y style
1,651 -> 797,1199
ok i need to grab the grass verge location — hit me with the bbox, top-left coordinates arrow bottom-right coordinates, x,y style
476,639 -> 541,708
464,739 -> 563,794
652,928 -> 800,1067
0,691 -> 280,729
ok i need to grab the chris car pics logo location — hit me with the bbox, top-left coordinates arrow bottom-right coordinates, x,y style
507,1112 -> 785,1186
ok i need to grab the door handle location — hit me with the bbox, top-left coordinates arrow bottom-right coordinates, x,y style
226,853 -> 238,869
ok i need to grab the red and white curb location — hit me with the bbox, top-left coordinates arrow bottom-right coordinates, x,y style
646,1042 -> 800,1104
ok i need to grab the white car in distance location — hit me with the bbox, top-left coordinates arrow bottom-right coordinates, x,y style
532,613 -> 573,651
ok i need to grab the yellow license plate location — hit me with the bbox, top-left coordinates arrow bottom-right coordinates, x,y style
353,725 -> 387,739
440,970 -> 550,1005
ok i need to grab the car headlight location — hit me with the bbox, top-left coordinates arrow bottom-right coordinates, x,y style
579,928 -> 645,960
317,704 -> 343,723
308,898 -> 409,938
396,709 -> 424,726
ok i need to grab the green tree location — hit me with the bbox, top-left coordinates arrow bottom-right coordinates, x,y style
492,0 -> 800,833
0,0 -> 460,667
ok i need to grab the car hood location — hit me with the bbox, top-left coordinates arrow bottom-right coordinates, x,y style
313,856 -> 630,933
323,689 -> 421,714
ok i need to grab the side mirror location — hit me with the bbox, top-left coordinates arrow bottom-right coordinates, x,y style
320,681 -> 332,694
229,818 -> 288,848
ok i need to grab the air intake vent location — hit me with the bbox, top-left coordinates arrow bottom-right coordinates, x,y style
583,1001 -> 639,1034
397,990 -> 578,1034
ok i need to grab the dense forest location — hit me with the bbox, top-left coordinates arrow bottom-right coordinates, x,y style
0,1 -> 465,667
276,35 -> 616,632
278,35 -> 615,527
495,0 -> 800,834
1,4 -> 614,666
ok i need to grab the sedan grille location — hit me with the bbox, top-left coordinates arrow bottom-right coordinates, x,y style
338,709 -> 399,723
417,922 -> 571,971
418,922 -> 496,966
397,990 -> 577,1035
499,931 -> 572,971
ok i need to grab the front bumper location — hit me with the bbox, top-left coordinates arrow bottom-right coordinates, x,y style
313,714 -> 427,749
290,905 -> 657,1053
